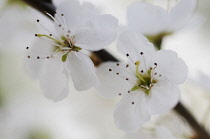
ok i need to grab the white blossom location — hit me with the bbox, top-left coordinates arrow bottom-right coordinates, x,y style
96,31 -> 188,132
25,0 -> 118,102
127,0 -> 197,36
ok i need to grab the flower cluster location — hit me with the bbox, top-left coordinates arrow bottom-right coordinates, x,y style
24,0 -> 190,134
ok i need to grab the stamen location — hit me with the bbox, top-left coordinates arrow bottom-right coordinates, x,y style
61,14 -> 68,31
36,19 -> 55,36
135,61 -> 146,83
140,51 -> 148,71
38,37 -> 63,49
45,12 -> 60,25
55,13 -> 66,30
36,34 -> 66,46
45,12 -> 66,32
132,102 -> 135,105
109,65 -> 137,85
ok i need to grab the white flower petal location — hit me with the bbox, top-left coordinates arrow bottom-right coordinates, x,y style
169,0 -> 197,31
56,0 -> 98,33
114,93 -> 151,132
149,81 -> 180,114
24,38 -> 55,79
117,31 -> 155,71
75,14 -> 118,51
67,52 -> 98,91
127,3 -> 169,35
152,50 -> 188,85
40,59 -> 69,102
96,62 -> 134,98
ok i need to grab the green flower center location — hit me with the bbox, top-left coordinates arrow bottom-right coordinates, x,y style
36,34 -> 82,62
131,61 -> 157,95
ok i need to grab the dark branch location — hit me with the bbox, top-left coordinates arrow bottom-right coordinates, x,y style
21,0 -> 210,138
175,103 -> 210,139
23,0 -> 55,15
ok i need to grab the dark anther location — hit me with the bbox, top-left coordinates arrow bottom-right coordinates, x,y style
141,70 -> 144,73
132,102 -> 135,105
154,63 -> 157,66
49,34 -> 52,36
150,67 -> 153,70
59,24 -> 61,27
154,73 -> 157,75
140,52 -> 144,55
61,14 -> 64,16
128,91 -> 130,93
47,56 -> 50,59
37,19 -> 39,22
37,56 -> 40,59
126,53 -> 129,57
116,63 -> 120,66
27,56 -> 30,58
26,47 -> 29,50
159,74 -> 162,77
116,73 -> 119,75
126,78 -> 129,80
35,34 -> 38,36
109,69 -> 112,72
68,30 -> 71,33
119,93 -> 122,96
126,64 -> 129,68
